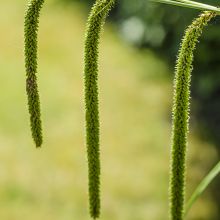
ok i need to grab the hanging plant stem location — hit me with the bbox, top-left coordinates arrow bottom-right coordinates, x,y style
84,0 -> 115,218
169,11 -> 215,220
24,0 -> 44,147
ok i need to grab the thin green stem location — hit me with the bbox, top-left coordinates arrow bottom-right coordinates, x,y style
176,0 -> 218,11
150,0 -> 220,14
185,161 -> 220,216
84,0 -> 115,218
24,0 -> 44,147
169,11 -> 215,220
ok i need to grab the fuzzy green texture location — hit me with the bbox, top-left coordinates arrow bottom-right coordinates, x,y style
169,11 -> 215,220
24,0 -> 44,147
84,0 -> 115,218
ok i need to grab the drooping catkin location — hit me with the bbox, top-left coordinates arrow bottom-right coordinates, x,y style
24,0 -> 44,147
84,0 -> 115,218
169,11 -> 215,220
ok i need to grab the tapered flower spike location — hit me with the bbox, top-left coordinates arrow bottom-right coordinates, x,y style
24,0 -> 44,147
84,0 -> 115,218
169,11 -> 215,220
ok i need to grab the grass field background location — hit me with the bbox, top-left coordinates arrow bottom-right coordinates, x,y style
0,0 -> 218,219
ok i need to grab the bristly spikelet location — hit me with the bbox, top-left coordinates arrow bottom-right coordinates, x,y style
169,11 -> 215,220
84,0 -> 115,218
24,0 -> 44,147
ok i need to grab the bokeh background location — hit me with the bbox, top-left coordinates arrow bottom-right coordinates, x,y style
0,0 -> 219,219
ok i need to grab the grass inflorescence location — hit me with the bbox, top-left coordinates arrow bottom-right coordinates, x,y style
24,0 -> 44,147
169,11 -> 216,220
84,0 -> 115,218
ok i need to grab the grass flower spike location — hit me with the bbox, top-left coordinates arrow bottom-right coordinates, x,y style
84,0 -> 115,218
24,0 -> 44,147
169,11 -> 215,220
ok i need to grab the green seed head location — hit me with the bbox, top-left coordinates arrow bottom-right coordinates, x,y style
24,0 -> 45,147
84,0 -> 115,218
169,11 -> 215,220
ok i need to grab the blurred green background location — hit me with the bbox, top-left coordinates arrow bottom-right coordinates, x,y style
0,0 -> 219,219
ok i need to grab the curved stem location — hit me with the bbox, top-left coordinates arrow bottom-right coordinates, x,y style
84,0 -> 115,218
24,0 -> 44,147
150,0 -> 220,14
169,11 -> 215,220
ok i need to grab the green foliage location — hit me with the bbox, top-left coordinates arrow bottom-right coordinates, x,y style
24,0 -> 44,147
84,0 -> 115,218
169,11 -> 215,220
185,160 -> 220,216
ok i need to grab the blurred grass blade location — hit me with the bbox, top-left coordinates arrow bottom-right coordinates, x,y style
176,0 -> 218,11
150,0 -> 220,13
185,161 -> 220,216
